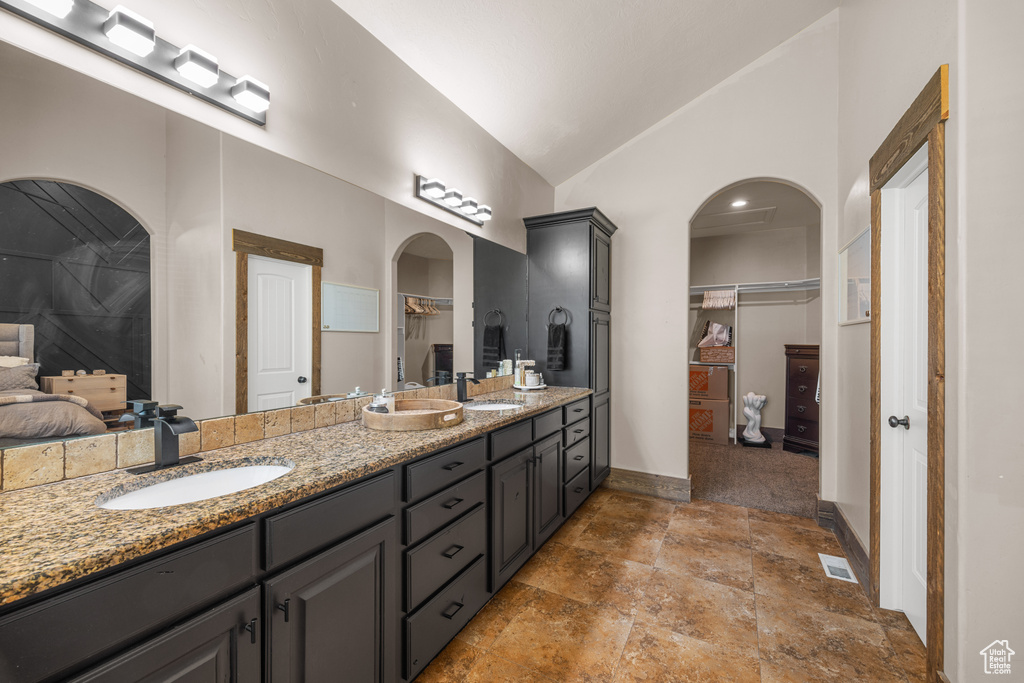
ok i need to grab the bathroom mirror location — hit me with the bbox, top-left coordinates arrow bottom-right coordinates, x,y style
0,40 -> 514,450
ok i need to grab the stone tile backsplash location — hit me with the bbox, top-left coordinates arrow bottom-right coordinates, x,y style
0,375 -> 515,492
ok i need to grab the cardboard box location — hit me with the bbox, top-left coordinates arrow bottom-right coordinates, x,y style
699,346 -> 735,364
689,364 -> 729,399
689,398 -> 730,444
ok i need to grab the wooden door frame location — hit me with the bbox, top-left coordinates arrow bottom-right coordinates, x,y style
233,229 -> 323,414
868,65 -> 947,683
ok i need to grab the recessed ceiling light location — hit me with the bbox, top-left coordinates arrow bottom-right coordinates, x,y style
731,200 -> 748,208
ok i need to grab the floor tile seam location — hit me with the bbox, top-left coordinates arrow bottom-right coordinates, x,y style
476,647 -> 560,683
878,626 -> 919,683
605,613 -> 640,683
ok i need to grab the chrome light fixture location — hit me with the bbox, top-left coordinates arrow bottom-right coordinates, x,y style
103,5 -> 155,57
414,175 -> 487,226
175,44 -> 219,88
0,0 -> 271,125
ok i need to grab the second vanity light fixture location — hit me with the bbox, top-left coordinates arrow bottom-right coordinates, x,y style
415,175 -> 492,226
1,0 -> 271,124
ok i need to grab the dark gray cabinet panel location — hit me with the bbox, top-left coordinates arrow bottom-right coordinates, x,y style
592,228 -> 611,311
265,518 -> 396,683
404,471 -> 486,545
593,395 -> 611,486
591,312 -> 610,397
563,398 -> 590,423
473,237 -> 528,378
69,588 -> 261,683
564,437 -> 591,482
490,420 -> 532,461
0,524 -> 257,683
564,468 -> 591,518
404,438 -> 486,503
533,407 -> 563,441
533,434 -> 562,548
564,416 -> 591,449
404,504 -> 486,612
490,448 -> 533,588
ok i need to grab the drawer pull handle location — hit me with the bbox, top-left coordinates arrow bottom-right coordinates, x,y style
573,408 -> 584,413
797,405 -> 806,413
573,429 -> 584,434
276,598 -> 290,623
574,486 -> 585,494
799,365 -> 808,373
442,544 -> 464,559
798,385 -> 808,393
797,425 -> 807,433
442,497 -> 464,510
442,461 -> 464,471
441,602 -> 464,620
573,454 -> 585,461
244,618 -> 258,644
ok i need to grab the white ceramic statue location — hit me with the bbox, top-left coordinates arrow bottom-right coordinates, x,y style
742,392 -> 768,443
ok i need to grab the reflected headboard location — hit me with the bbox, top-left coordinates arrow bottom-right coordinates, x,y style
0,324 -> 34,362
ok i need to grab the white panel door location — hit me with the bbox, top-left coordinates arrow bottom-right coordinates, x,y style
247,255 -> 312,411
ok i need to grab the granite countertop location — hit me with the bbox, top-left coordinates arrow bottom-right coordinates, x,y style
0,386 -> 591,608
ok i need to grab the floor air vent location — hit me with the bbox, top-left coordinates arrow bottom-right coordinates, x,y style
818,553 -> 858,583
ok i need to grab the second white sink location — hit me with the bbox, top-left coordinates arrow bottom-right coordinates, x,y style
464,402 -> 523,411
98,463 -> 294,510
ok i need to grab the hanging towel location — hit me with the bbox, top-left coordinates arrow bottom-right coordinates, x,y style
482,324 -> 505,368
547,323 -> 567,371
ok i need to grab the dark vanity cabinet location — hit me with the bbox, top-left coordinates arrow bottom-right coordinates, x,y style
525,208 -> 617,486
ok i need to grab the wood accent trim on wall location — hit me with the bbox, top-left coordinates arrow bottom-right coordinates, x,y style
600,468 -> 690,503
868,65 -> 948,683
232,230 -> 324,414
816,498 -> 837,530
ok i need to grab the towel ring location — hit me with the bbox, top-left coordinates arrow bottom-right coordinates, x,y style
484,309 -> 504,327
548,307 -> 571,327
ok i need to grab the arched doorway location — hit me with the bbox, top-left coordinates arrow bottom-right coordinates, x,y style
687,178 -> 822,517
0,179 -> 152,400
395,234 -> 454,388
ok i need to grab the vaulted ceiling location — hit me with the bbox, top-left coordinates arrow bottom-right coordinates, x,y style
332,0 -> 839,186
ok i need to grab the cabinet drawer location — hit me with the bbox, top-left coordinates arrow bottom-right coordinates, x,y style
564,467 -> 590,517
533,408 -> 563,441
0,525 -> 257,683
404,556 -> 489,681
405,504 -> 486,611
405,438 -> 486,503
265,471 -> 396,571
43,375 -> 126,412
786,416 -> 819,443
404,471 -> 486,545
490,420 -> 532,461
564,416 -> 590,448
564,397 -> 590,423
786,396 -> 819,421
563,437 -> 591,483
787,358 -> 819,386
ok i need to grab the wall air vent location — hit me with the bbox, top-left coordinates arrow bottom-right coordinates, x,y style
818,553 -> 859,583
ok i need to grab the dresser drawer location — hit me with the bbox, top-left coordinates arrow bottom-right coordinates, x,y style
533,408 -> 563,441
563,437 -> 590,483
785,416 -> 819,443
564,467 -> 590,517
563,397 -> 590,424
786,396 -> 819,421
405,504 -> 486,611
405,438 -> 486,503
404,471 -> 486,545
490,420 -> 532,461
787,358 -> 819,387
404,556 -> 489,680
0,525 -> 257,683
42,375 -> 126,412
564,416 -> 590,448
265,471 -> 396,571
787,374 -> 816,399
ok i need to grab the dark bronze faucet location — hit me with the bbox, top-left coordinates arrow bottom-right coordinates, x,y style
456,372 -> 480,403
126,403 -> 201,474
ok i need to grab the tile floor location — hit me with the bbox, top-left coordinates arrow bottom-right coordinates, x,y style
414,489 -> 927,682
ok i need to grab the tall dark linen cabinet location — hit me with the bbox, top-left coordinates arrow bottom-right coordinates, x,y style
524,208 -> 616,486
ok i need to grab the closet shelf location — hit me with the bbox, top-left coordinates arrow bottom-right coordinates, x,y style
399,292 -> 453,306
688,277 -> 820,296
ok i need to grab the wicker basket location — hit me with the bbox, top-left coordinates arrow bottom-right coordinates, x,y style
699,346 -> 735,364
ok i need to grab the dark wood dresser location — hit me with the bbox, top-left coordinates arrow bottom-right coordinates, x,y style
783,344 -> 819,454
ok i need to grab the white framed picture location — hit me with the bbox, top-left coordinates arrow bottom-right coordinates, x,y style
839,228 -> 871,325
322,282 -> 379,332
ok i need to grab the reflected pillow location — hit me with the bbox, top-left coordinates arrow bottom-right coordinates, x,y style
0,363 -> 40,391
0,356 -> 30,368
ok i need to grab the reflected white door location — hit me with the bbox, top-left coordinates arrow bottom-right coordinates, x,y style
247,255 -> 312,411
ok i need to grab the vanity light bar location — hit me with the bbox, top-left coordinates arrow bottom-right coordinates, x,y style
0,0 -> 270,125
414,175 -> 488,227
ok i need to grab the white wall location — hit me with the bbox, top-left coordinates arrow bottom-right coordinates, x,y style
556,13 -> 839,489
397,253 -> 454,385
0,0 -> 553,253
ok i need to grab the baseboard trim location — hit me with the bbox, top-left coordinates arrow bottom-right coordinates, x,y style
600,467 -> 691,502
817,497 -> 836,530
936,672 -> 951,683
830,501 -> 872,600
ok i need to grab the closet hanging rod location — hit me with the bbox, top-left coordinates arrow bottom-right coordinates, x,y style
688,277 -> 820,295
398,292 -> 453,305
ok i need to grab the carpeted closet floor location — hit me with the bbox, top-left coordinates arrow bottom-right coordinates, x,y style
688,433 -> 819,518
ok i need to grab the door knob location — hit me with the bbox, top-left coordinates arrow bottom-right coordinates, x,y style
888,415 -> 910,429
297,376 -> 308,384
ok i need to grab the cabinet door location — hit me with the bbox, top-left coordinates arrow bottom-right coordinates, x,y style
70,588 -> 261,683
266,518 -> 396,683
590,312 -> 610,396
592,396 -> 611,487
533,434 -> 563,548
491,448 -> 533,589
591,227 -> 611,311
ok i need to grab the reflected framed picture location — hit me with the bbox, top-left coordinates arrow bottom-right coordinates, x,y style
839,228 -> 871,325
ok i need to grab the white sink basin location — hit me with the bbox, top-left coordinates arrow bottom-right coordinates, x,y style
98,463 -> 294,510
464,402 -> 523,411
